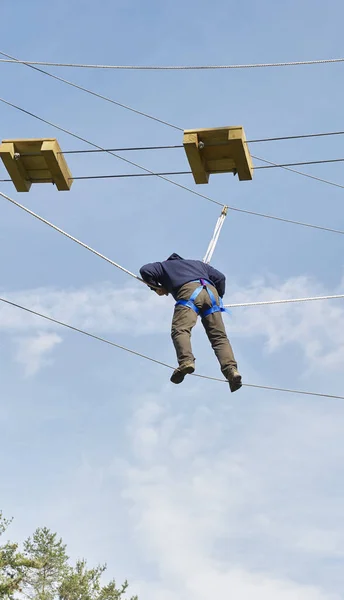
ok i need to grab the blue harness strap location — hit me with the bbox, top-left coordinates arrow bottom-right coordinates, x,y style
175,279 -> 230,317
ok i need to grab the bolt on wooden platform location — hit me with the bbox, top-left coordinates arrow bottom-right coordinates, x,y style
183,126 -> 253,184
0,138 -> 73,192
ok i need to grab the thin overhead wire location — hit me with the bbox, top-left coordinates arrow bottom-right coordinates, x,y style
248,131 -> 344,143
224,293 -> 344,308
15,135 -> 344,155
12,130 -> 344,156
234,382 -> 344,400
0,51 -> 183,132
252,155 -> 344,190
1,294 -> 343,400
61,145 -> 183,154
2,156 -> 344,183
0,296 -> 172,369
1,56 -> 344,70
70,172 -> 191,180
0,172 -> 192,183
254,158 -> 344,169
2,97 -> 344,235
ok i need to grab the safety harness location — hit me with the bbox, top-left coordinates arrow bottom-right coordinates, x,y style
175,279 -> 227,318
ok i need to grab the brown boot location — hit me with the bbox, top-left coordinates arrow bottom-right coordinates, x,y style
227,368 -> 242,393
170,362 -> 195,384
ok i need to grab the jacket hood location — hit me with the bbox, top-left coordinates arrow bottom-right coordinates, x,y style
167,253 -> 184,261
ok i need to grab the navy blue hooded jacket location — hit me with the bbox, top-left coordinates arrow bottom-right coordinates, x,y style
140,253 -> 226,299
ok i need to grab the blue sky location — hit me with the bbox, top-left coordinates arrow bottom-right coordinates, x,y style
1,1 -> 344,598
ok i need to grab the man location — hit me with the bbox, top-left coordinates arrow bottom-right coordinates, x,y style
140,253 -> 242,393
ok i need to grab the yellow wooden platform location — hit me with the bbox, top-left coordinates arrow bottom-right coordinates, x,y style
0,138 -> 73,192
183,126 -> 253,184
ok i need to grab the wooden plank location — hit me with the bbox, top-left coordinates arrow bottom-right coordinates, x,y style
183,132 -> 208,184
228,129 -> 253,180
203,145 -> 236,161
0,138 -> 73,191
207,158 -> 236,172
185,126 -> 230,138
2,138 -> 55,154
26,169 -> 52,182
41,140 -> 73,191
23,156 -> 47,171
186,129 -> 228,149
0,142 -> 31,192
183,126 -> 253,182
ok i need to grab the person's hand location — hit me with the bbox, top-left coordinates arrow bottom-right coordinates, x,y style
155,287 -> 169,296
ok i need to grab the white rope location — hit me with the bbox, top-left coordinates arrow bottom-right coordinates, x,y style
203,216 -> 222,263
1,57 -> 344,70
203,207 -> 228,263
1,295 -> 343,400
0,190 -> 147,284
224,293 -> 344,308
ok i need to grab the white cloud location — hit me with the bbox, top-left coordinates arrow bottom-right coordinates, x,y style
1,273 -> 344,376
121,392 -> 342,600
296,529 -> 344,556
14,331 -> 62,376
0,284 -> 171,374
227,274 -> 344,372
133,570 -> 338,600
9,373 -> 344,598
0,284 -> 170,336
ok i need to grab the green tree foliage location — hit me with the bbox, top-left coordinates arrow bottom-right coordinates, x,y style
0,514 -> 137,600
59,560 -> 137,600
23,528 -> 69,600
0,512 -> 38,599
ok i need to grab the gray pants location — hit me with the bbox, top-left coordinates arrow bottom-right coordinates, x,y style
171,282 -> 238,380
